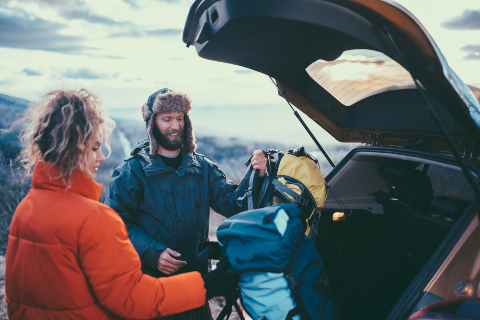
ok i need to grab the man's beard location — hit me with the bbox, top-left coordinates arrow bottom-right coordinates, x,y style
153,125 -> 185,151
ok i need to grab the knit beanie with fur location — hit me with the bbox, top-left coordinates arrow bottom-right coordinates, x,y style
142,88 -> 197,155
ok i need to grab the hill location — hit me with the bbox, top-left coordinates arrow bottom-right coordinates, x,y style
0,94 -> 30,159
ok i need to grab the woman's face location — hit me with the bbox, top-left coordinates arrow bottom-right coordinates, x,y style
81,132 -> 105,179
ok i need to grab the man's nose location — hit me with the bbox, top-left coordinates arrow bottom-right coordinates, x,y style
171,119 -> 180,130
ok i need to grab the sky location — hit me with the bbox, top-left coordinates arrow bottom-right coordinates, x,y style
0,0 -> 479,144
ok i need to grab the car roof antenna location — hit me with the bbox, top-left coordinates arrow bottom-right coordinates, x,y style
383,24 -> 480,197
270,77 -> 335,168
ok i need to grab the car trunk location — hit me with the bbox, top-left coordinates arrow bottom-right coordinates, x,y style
317,147 -> 477,319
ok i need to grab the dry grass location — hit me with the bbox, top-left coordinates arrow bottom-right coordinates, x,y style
0,160 -> 31,256
0,159 -> 30,320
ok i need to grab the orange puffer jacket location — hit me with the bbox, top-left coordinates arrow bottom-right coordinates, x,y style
6,162 -> 206,319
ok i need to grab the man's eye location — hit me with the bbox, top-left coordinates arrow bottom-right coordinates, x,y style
178,118 -> 184,121
92,148 -> 99,151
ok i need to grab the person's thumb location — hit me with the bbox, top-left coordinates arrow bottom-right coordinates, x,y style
166,248 -> 181,257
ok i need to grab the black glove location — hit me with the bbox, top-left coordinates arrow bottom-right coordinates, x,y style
203,257 -> 238,300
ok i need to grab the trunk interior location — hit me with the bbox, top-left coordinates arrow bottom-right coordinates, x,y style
315,149 -> 475,319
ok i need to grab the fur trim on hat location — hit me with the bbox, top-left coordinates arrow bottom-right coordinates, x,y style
145,115 -> 157,155
183,113 -> 197,154
142,89 -> 196,155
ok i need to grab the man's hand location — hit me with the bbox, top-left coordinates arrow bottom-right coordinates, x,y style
156,248 -> 187,275
252,150 -> 268,177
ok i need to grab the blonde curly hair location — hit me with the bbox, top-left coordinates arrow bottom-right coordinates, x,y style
16,89 -> 115,187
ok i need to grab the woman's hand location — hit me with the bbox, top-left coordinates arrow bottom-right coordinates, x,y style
203,257 -> 237,300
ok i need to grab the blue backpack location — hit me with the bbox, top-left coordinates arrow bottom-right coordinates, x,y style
217,204 -> 339,320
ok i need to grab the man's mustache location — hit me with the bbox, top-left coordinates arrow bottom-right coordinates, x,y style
166,129 -> 181,135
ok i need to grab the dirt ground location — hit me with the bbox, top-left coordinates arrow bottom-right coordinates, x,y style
0,256 -> 7,320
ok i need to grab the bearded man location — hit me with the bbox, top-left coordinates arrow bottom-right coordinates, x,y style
105,88 -> 267,319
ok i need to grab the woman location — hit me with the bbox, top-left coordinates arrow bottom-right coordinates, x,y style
5,89 -> 234,319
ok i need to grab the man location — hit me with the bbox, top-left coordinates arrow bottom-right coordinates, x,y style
105,88 -> 267,319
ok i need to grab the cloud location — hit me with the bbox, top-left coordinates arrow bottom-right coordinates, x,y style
122,0 -> 139,10
91,54 -> 126,59
108,28 -> 182,38
1,0 -> 85,8
154,0 -> 182,3
60,67 -> 118,79
124,78 -> 143,82
234,70 -> 256,74
442,9 -> 480,30
22,68 -> 42,76
0,78 -> 16,86
59,8 -> 131,26
3,0 -> 128,26
461,44 -> 480,60
0,13 -> 88,53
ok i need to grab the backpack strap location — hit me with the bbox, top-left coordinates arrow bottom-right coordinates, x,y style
217,289 -> 246,320
237,165 -> 259,211
272,179 -> 310,207
313,267 -> 333,300
284,233 -> 311,320
246,166 -> 258,211
307,208 -> 321,243
285,307 -> 300,320
285,269 -> 310,320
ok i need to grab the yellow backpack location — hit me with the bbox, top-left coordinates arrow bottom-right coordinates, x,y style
239,147 -> 327,239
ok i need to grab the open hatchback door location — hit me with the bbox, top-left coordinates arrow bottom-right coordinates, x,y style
183,0 -> 480,156
183,1 -> 480,320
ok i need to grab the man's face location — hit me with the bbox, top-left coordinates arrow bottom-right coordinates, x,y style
153,111 -> 185,151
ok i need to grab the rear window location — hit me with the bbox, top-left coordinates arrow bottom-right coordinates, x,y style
306,49 -> 418,106
416,164 -> 475,200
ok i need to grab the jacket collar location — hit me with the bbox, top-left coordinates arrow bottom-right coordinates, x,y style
133,139 -> 201,177
32,161 -> 102,201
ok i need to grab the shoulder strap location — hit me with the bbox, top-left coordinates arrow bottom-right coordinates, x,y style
247,166 -> 258,210
237,165 -> 259,211
284,234 -> 311,320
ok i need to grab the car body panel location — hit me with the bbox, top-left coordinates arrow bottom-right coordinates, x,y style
183,0 -> 480,153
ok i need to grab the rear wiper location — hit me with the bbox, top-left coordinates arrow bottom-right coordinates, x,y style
383,24 -> 480,197
269,77 -> 335,168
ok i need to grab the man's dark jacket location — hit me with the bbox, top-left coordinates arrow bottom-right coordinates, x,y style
105,139 -> 248,277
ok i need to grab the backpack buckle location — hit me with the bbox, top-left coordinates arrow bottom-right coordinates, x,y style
313,279 -> 332,298
285,271 -> 300,292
